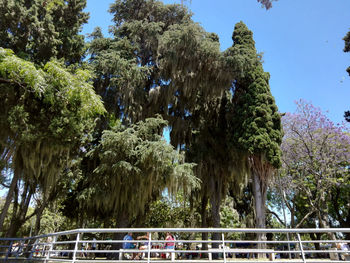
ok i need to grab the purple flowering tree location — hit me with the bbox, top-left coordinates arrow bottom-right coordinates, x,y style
277,100 -> 350,232
257,0 -> 277,9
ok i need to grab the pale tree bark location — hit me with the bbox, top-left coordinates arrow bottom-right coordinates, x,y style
252,170 -> 267,258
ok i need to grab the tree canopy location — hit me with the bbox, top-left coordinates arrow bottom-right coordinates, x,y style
0,0 -> 88,65
228,22 -> 282,248
0,47 -> 104,235
278,100 -> 350,230
81,116 -> 197,226
1,0 -> 349,246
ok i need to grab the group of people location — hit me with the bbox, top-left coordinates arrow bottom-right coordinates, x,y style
122,232 -> 175,260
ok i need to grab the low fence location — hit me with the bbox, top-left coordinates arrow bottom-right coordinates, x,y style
1,228 -> 350,263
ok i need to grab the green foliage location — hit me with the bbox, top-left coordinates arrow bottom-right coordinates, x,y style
0,47 -> 105,193
89,0 -> 232,145
159,23 -> 230,120
0,0 -> 290,234
0,0 -> 88,64
144,195 -> 199,228
82,116 -> 197,222
38,205 -> 66,235
220,197 -> 241,227
229,22 -> 282,169
89,0 -> 193,121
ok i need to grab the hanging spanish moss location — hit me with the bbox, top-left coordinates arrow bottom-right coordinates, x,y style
81,116 -> 198,225
0,48 -> 105,233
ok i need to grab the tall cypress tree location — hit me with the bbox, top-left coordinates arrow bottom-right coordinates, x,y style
229,22 -> 282,246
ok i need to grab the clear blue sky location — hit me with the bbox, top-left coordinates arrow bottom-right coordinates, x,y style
83,0 -> 350,124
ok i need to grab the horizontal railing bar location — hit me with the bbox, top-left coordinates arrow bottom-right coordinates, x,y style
53,241 -> 77,245
0,238 -> 25,241
43,259 -> 72,262
3,227 -> 350,241
303,249 -> 349,253
42,239 -> 350,244
67,227 -> 350,234
71,262 -> 276,263
33,239 -> 350,245
300,240 -> 350,243
41,250 -> 278,255
48,249 -> 75,253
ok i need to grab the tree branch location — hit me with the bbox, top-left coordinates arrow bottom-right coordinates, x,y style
295,208 -> 316,228
267,208 -> 286,226
0,77 -> 26,89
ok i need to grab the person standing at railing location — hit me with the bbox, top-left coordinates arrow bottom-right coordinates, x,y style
137,232 -> 151,259
337,242 -> 350,261
123,232 -> 137,259
137,232 -> 151,249
165,232 -> 175,259
165,232 -> 175,249
91,238 -> 97,260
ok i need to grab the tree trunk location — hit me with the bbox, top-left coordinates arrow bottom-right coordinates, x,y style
111,212 -> 129,259
252,171 -> 267,259
318,210 -> 336,240
6,184 -> 34,237
201,194 -> 208,258
0,169 -> 19,233
32,205 -> 45,237
209,176 -> 222,259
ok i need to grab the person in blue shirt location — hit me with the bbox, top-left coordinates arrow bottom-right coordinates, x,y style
123,233 -> 136,249
123,232 -> 137,259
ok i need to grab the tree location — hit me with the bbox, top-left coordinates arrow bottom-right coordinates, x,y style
0,0 -> 94,237
89,0 -> 229,136
181,20 -> 268,255
278,100 -> 350,234
0,0 -> 89,65
229,22 -> 283,249
0,48 -> 105,236
81,116 -> 197,230
257,0 -> 277,10
144,193 -> 199,228
186,93 -> 248,256
83,0 -> 232,234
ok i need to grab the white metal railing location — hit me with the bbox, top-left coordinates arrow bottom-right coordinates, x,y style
0,228 -> 350,262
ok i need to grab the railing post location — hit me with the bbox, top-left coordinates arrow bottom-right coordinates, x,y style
45,236 -> 56,263
147,233 -> 152,263
297,233 -> 306,263
72,233 -> 80,263
222,233 -> 227,263
5,240 -> 13,261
